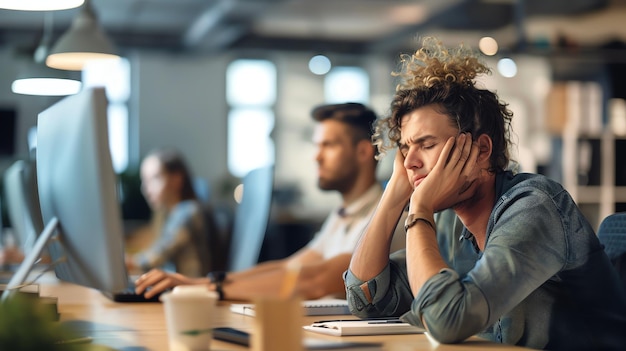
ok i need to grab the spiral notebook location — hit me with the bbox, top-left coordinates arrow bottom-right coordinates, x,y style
229,298 -> 351,316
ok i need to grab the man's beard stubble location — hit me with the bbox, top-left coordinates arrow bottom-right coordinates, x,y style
317,174 -> 353,195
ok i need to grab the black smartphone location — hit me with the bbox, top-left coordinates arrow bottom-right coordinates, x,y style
213,327 -> 250,346
213,326 -> 384,350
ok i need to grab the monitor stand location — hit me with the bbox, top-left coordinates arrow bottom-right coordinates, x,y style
0,217 -> 59,302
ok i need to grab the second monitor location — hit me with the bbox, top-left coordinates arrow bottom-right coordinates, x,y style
2,87 -> 129,300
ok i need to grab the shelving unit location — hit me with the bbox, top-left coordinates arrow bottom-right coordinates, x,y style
555,81 -> 626,229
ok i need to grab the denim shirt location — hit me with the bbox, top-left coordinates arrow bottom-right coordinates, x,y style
344,171 -> 626,350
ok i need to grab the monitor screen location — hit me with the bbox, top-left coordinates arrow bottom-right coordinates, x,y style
1,87 -> 128,300
0,108 -> 16,156
3,159 -> 44,256
227,165 -> 274,272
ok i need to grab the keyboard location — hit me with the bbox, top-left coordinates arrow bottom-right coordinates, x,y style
101,281 -> 163,303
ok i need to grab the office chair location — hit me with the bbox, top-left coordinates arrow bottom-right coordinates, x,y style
597,212 -> 626,292
201,203 -> 229,272
225,165 -> 274,272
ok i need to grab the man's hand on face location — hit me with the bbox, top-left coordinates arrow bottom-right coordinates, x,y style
410,133 -> 481,213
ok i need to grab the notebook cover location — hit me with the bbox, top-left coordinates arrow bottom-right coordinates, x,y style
230,298 -> 351,316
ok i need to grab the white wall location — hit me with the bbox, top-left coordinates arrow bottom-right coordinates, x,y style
131,51 -> 230,199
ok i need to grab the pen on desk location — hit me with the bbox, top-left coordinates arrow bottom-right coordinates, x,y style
367,319 -> 404,324
312,318 -> 403,323
313,319 -> 358,323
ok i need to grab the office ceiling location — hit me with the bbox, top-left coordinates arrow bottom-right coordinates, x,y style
0,0 -> 624,57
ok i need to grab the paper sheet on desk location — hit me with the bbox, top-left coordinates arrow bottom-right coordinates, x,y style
303,319 -> 425,336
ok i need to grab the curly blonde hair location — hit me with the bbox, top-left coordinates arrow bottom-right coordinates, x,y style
373,37 -> 513,172
394,36 -> 489,91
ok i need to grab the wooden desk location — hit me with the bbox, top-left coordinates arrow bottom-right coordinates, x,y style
38,277 -> 528,351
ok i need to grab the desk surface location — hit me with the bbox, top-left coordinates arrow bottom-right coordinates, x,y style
38,277 -> 527,351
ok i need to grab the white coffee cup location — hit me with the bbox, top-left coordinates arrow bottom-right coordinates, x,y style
161,286 -> 218,351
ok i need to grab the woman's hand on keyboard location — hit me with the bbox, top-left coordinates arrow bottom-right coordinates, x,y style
134,269 -> 209,299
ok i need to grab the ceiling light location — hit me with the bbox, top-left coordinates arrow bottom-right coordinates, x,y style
479,37 -> 499,56
12,66 -> 82,96
11,12 -> 82,96
308,55 -> 331,75
46,0 -> 119,71
0,0 -> 83,11
497,58 -> 518,78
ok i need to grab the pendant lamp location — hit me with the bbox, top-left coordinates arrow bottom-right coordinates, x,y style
11,12 -> 82,96
46,0 -> 119,71
11,65 -> 82,96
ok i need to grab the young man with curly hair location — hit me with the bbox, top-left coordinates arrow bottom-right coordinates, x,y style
345,37 -> 626,350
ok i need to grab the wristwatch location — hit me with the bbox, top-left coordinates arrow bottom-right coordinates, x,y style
207,271 -> 227,300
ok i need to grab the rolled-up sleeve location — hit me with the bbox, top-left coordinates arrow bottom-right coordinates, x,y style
401,268 -> 490,343
344,250 -> 414,318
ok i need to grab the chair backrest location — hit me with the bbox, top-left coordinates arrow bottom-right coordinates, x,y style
201,203 -> 229,272
3,159 -> 44,255
226,165 -> 274,272
597,212 -> 626,292
598,212 -> 626,260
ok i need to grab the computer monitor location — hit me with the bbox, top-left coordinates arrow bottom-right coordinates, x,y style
1,87 -> 128,301
3,159 -> 44,257
227,164 -> 274,272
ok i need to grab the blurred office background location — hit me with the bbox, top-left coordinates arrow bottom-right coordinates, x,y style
0,0 -> 625,257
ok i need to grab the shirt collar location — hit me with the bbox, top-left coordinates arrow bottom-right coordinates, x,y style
337,183 -> 383,218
